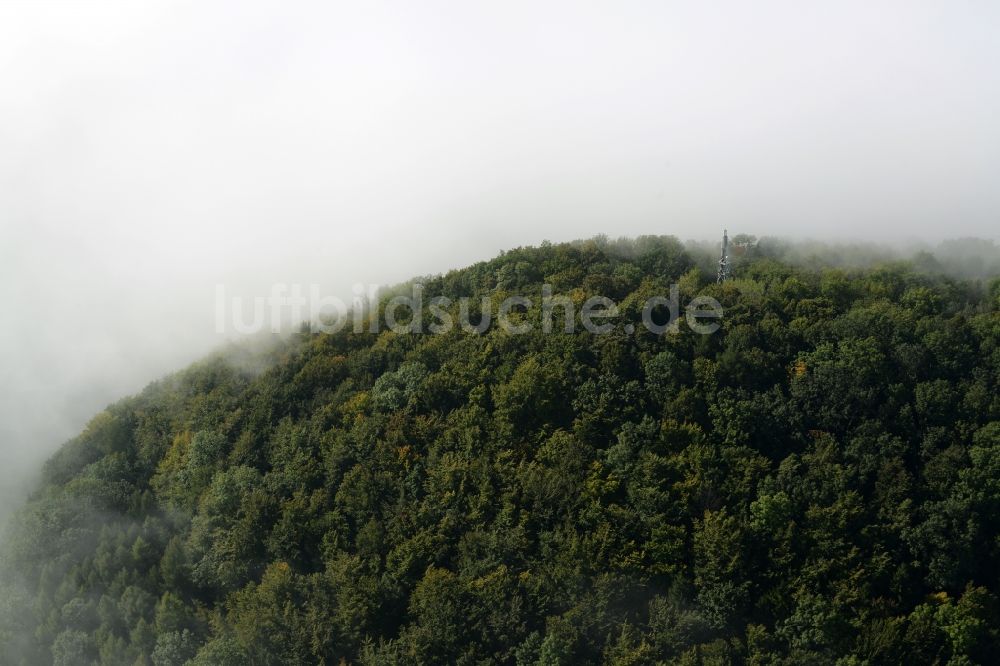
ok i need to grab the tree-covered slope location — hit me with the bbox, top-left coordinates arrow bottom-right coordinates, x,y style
1,236 -> 998,665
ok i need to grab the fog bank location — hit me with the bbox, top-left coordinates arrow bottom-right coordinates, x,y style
2,0 -> 999,520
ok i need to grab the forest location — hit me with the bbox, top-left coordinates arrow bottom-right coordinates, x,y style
0,235 -> 998,665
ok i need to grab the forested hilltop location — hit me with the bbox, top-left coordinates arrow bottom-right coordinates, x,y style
1,236 -> 998,665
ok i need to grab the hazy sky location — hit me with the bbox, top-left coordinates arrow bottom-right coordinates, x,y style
1,0 -> 998,511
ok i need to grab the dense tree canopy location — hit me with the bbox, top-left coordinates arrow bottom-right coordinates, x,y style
1,236 -> 997,664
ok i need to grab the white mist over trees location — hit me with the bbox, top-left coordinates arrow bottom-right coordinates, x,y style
1,1 -> 999,519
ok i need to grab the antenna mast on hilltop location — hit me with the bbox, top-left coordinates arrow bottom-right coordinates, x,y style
717,229 -> 731,283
